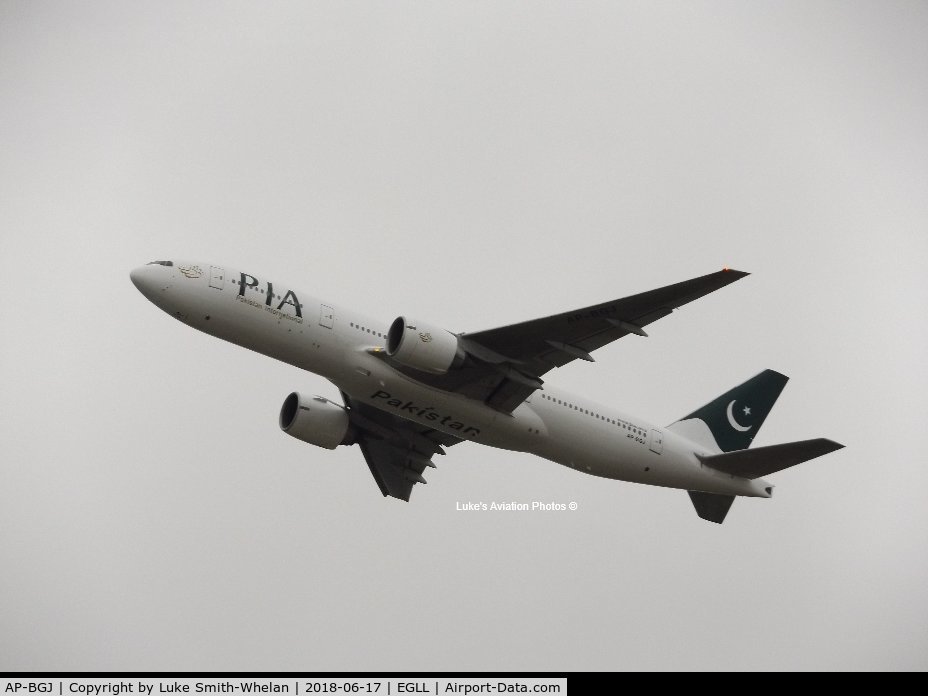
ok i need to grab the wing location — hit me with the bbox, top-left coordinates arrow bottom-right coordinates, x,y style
386,269 -> 749,412
342,392 -> 462,501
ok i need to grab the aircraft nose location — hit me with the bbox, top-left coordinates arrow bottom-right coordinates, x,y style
130,263 -> 173,305
129,266 -> 146,291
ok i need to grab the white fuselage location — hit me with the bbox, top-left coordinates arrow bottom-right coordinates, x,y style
131,261 -> 771,498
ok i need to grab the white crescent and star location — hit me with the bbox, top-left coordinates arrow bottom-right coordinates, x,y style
726,399 -> 753,432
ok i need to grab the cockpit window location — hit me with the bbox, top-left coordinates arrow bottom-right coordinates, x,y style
147,260 -> 173,267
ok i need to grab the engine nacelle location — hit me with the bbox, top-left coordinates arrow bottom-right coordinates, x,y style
279,392 -> 352,449
386,316 -> 465,374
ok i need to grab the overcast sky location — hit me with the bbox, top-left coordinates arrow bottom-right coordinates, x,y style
1,0 -> 926,671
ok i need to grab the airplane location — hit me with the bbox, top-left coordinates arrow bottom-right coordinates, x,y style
130,260 -> 843,523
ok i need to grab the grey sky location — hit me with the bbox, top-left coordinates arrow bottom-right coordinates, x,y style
1,0 -> 926,671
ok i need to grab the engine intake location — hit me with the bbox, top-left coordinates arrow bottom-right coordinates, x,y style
386,316 -> 465,374
279,392 -> 352,449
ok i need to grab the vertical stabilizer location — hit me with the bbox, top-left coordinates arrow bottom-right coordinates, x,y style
669,369 -> 789,452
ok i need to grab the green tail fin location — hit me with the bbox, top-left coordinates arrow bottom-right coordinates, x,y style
673,369 -> 789,452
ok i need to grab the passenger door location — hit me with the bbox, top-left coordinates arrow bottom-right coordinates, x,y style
649,429 -> 663,454
209,266 -> 224,290
319,304 -> 334,329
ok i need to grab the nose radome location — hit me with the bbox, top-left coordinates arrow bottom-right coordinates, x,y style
130,263 -> 172,305
129,266 -> 146,291
130,265 -> 159,297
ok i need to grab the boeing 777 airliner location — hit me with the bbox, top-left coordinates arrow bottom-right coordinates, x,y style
130,261 -> 842,523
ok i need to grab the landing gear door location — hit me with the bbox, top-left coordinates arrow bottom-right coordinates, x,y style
649,429 -> 663,455
209,266 -> 224,290
320,304 -> 334,329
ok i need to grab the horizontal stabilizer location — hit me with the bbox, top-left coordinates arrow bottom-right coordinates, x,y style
688,491 -> 735,524
698,438 -> 844,479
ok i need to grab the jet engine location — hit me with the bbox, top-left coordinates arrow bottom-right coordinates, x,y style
385,316 -> 466,374
279,392 -> 352,449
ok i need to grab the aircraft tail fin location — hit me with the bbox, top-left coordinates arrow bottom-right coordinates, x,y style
688,491 -> 735,524
697,438 -> 845,479
668,369 -> 789,452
